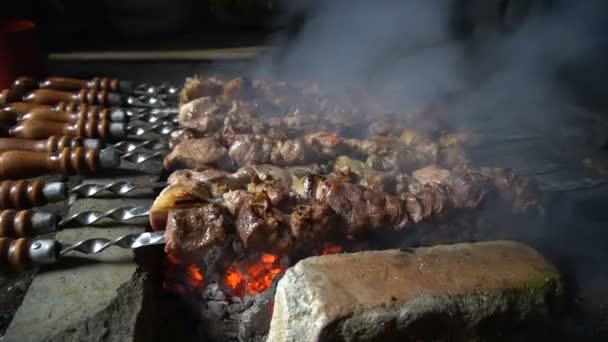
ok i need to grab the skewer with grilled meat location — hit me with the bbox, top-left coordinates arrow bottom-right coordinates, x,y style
162,168 -> 492,260
151,164 -> 324,230
178,76 -> 449,140
164,203 -> 233,263
152,160 -> 540,230
164,131 -> 445,172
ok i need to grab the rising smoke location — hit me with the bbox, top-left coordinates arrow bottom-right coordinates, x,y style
252,0 -> 608,135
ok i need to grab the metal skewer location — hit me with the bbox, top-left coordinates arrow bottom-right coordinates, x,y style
57,206 -> 151,227
0,231 -> 167,272
103,139 -> 170,152
127,122 -> 178,136
68,181 -> 167,197
59,231 -> 166,256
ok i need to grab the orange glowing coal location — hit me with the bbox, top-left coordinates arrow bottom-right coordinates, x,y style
322,245 -> 344,255
163,255 -> 204,293
224,253 -> 284,297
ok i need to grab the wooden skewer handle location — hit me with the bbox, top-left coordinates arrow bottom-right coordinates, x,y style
18,108 -> 120,123
0,108 -> 115,125
0,237 -> 34,271
0,136 -> 101,153
0,110 -> 18,126
10,118 -> 126,140
0,209 -> 56,238
42,77 -> 127,92
0,180 -> 66,210
4,101 -> 97,114
14,76 -> 132,93
4,102 -> 123,121
0,237 -> 59,272
0,147 -> 120,180
22,89 -> 123,107
0,89 -> 22,106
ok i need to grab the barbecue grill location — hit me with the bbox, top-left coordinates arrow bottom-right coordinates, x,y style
1,1 -> 608,342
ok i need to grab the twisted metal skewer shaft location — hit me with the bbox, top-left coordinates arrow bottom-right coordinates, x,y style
103,139 -> 169,152
58,206 -> 151,226
69,181 -> 167,197
121,150 -> 166,164
129,111 -> 178,124
127,123 -> 178,136
59,231 -> 166,256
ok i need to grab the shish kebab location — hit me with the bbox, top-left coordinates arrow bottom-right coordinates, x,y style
11,76 -> 179,97
0,163 -> 602,272
0,166 -> 487,273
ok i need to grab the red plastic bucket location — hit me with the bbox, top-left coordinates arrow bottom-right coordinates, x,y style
0,20 -> 46,89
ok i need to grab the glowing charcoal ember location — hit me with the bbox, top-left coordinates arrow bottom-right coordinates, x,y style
224,253 -> 285,298
322,245 -> 344,255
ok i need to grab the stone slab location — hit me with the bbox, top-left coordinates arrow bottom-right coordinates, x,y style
267,241 -> 564,342
3,174 -> 156,342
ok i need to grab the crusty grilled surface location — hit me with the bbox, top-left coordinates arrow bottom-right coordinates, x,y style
161,76 -> 541,261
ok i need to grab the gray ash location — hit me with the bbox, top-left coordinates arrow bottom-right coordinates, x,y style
198,280 -> 278,342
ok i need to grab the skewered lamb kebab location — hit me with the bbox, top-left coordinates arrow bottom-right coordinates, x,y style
163,131 -> 452,173
162,167 -> 490,263
177,76 -> 443,140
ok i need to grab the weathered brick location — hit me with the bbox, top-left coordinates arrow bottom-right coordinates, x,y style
268,241 -> 563,342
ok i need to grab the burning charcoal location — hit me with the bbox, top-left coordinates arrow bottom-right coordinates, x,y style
238,298 -> 273,342
206,301 -> 228,318
227,300 -> 254,315
202,283 -> 227,302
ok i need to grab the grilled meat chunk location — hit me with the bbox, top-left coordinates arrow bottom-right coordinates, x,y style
236,192 -> 293,253
169,128 -> 206,149
150,184 -> 209,231
316,178 -> 409,237
178,97 -> 226,133
164,204 -> 232,263
179,76 -> 223,107
164,137 -> 235,171
480,167 -> 541,213
289,202 -> 339,247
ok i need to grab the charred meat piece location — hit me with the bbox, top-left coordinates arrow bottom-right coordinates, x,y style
164,137 -> 235,171
178,97 -> 227,133
169,128 -> 207,149
222,190 -> 253,216
316,179 -> 409,237
290,202 -> 340,249
179,76 -> 223,107
235,192 -> 293,253
480,167 -> 541,213
446,169 -> 491,209
150,184 -> 210,231
164,204 -> 232,263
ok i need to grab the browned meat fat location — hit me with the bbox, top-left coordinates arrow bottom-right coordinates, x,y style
178,97 -> 226,134
236,192 -> 293,253
168,128 -> 206,148
400,192 -> 424,223
228,134 -> 275,167
447,171 -> 490,209
164,137 -> 234,171
179,77 -> 223,106
290,202 -> 339,245
164,204 -> 232,263
321,180 -> 406,237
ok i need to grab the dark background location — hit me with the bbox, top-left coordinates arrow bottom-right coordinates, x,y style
1,0 -> 276,52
